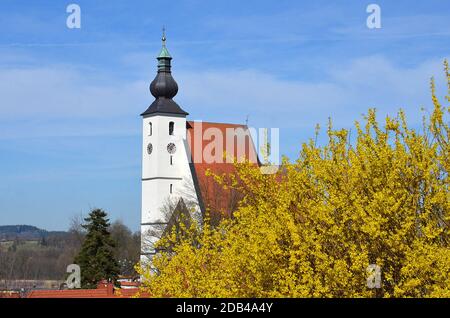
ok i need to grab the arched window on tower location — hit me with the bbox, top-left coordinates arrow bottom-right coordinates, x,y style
169,121 -> 174,135
149,122 -> 152,136
170,184 -> 173,194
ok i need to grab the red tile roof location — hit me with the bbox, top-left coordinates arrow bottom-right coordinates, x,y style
187,121 -> 259,221
26,281 -> 146,298
119,281 -> 140,287
27,289 -> 114,298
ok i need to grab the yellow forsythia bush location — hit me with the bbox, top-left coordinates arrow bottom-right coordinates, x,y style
137,61 -> 450,298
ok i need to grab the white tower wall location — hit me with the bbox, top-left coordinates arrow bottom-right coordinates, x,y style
141,113 -> 199,260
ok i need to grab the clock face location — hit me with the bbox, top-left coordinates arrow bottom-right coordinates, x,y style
167,143 -> 176,154
147,143 -> 153,155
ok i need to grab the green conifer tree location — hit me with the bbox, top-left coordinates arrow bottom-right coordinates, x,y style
73,209 -> 120,289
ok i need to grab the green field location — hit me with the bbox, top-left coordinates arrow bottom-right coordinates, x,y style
0,240 -> 40,252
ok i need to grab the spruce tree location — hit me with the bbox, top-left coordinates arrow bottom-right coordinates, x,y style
73,209 -> 120,289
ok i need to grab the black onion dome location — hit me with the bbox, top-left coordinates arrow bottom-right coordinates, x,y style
150,71 -> 178,99
141,32 -> 188,117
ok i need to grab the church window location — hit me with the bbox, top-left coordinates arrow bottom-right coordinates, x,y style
170,155 -> 173,165
170,184 -> 173,194
169,121 -> 174,135
149,122 -> 152,136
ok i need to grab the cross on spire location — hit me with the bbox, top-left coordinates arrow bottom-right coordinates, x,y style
157,26 -> 171,59
162,26 -> 166,46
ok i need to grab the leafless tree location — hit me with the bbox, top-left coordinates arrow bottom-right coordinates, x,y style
141,178 -> 202,255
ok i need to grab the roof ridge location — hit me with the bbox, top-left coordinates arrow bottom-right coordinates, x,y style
187,120 -> 248,127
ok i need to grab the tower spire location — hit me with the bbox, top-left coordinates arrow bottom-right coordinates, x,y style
158,26 -> 171,59
140,30 -> 188,116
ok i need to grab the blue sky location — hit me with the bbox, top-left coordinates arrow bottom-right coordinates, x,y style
0,0 -> 449,231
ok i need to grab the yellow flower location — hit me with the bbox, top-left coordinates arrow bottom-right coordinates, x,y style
138,61 -> 450,298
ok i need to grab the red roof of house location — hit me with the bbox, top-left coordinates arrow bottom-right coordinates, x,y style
187,121 -> 259,221
27,289 -> 114,298
119,281 -> 140,287
26,281 -> 146,298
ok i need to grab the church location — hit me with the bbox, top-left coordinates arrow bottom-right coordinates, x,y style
140,33 -> 259,260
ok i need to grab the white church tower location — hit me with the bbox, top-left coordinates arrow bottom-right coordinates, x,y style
140,32 -> 196,261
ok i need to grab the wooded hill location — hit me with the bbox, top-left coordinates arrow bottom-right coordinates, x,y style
0,225 -> 67,241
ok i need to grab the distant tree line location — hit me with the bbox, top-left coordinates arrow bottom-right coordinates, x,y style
0,212 -> 140,284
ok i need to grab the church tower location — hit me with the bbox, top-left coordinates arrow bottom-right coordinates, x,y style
140,31 -> 194,260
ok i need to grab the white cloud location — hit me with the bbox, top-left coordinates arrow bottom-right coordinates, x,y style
0,66 -> 147,119
0,55 -> 447,140
176,55 -> 447,129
